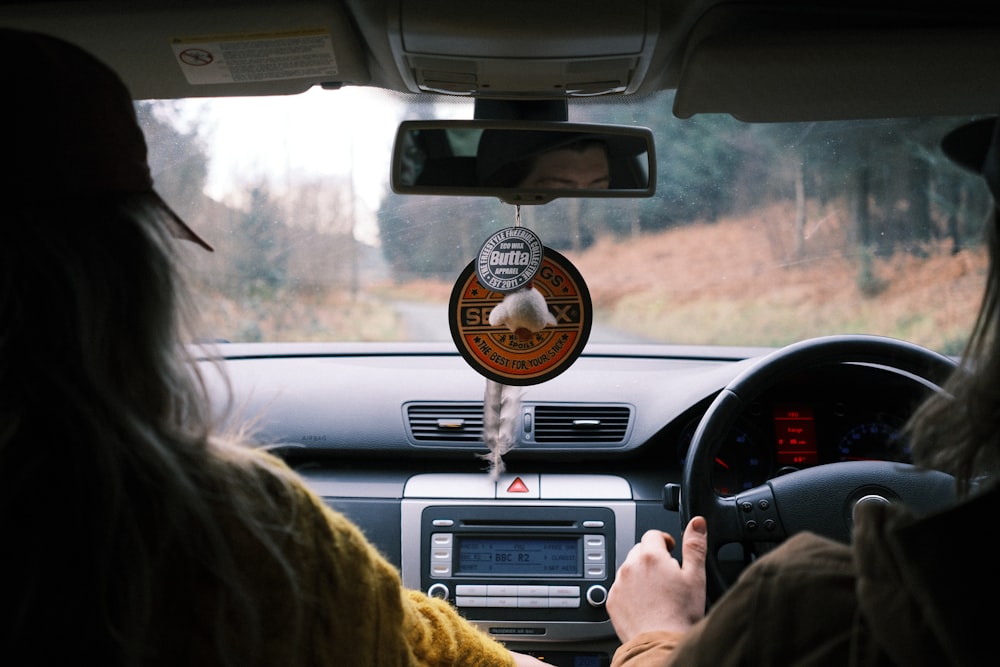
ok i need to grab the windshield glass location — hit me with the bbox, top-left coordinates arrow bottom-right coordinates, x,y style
142,88 -> 990,354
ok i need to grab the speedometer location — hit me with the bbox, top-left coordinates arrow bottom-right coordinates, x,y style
836,416 -> 911,463
678,420 -> 772,496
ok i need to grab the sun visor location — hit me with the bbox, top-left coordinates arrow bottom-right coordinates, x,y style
672,5 -> 1000,122
389,0 -> 660,98
0,2 -> 370,100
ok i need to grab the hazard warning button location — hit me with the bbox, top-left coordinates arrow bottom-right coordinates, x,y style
497,473 -> 539,499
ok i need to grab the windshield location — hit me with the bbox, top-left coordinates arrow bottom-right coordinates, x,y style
142,88 -> 990,355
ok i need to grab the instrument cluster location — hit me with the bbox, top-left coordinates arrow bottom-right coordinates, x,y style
675,364 -> 927,496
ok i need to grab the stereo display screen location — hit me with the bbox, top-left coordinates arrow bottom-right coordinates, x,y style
455,536 -> 581,576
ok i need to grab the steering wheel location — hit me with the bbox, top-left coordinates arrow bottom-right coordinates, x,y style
681,334 -> 958,601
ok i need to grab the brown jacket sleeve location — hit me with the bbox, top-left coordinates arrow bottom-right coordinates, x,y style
611,631 -> 687,667
610,533 -> 858,667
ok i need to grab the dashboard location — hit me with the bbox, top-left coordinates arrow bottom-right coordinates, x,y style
203,340 -> 945,665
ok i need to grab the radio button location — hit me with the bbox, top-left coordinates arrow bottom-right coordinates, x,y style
431,519 -> 455,527
456,596 -> 488,608
582,520 -> 605,528
431,532 -> 453,546
431,549 -> 452,562
456,584 -> 487,596
427,583 -> 449,599
584,534 -> 605,548
431,563 -> 452,577
517,585 -> 548,597
585,564 -> 607,579
549,585 -> 580,597
586,585 -> 609,607
517,597 -> 549,608
488,584 -> 518,596
486,597 -> 518,608
549,596 -> 581,608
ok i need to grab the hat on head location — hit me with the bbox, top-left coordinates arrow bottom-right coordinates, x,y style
941,116 -> 1000,203
0,28 -> 213,251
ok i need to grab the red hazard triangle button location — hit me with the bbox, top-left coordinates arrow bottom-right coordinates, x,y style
498,473 -> 539,498
507,477 -> 529,493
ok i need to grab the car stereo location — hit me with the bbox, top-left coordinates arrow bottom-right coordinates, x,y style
421,504 -> 614,623
401,480 -> 636,644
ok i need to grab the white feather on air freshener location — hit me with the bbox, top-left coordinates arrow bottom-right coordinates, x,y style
480,282 -> 556,479
481,379 -> 522,481
488,282 -> 557,340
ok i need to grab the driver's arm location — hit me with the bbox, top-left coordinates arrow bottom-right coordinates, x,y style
610,531 -> 857,666
607,518 -> 708,642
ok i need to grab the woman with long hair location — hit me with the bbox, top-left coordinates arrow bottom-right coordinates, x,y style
0,27 -> 542,667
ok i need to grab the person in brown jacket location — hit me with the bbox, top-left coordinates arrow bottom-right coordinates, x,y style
606,116 -> 1000,667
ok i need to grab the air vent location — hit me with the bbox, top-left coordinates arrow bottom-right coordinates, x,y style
406,403 -> 484,443
532,404 -> 632,444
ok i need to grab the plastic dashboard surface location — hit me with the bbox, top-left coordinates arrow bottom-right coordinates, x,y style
199,342 -> 765,456
197,338 -> 946,532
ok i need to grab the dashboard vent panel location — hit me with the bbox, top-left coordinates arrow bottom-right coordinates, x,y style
532,404 -> 632,444
406,403 -> 483,443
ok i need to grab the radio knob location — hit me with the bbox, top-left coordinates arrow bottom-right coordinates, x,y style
427,583 -> 450,600
586,585 -> 608,607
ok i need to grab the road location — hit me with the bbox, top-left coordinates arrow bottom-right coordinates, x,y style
391,300 -> 652,344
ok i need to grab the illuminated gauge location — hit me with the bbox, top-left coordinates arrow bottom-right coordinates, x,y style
678,420 -> 772,496
837,417 -> 911,463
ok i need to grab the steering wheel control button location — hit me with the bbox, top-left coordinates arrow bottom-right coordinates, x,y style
475,226 -> 544,293
734,487 -> 784,541
450,247 -> 592,385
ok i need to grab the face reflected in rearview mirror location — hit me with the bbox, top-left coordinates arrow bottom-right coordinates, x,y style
391,120 -> 656,204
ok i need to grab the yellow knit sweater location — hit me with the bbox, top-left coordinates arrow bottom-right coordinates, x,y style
212,450 -> 516,667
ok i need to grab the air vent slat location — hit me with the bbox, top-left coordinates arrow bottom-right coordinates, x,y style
406,403 -> 484,442
533,405 -> 631,444
406,402 -> 631,447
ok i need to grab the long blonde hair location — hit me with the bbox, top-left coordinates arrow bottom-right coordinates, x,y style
1,194 -> 303,665
904,208 -> 1000,495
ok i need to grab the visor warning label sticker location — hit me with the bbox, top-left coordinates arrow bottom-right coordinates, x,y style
450,247 -> 592,386
171,28 -> 338,85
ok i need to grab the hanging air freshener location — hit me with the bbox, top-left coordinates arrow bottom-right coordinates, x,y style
447,206 -> 593,479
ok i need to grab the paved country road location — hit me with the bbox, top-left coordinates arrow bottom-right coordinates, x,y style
392,300 -> 652,344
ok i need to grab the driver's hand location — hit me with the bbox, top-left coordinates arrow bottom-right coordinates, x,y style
606,516 -> 708,643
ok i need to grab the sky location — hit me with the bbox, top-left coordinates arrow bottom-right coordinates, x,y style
185,87 -> 419,244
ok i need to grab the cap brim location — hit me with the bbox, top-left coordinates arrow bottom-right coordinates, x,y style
942,117 -> 996,174
942,116 -> 1000,202
154,193 -> 214,252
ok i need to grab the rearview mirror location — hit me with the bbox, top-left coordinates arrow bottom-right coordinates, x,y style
391,120 -> 656,204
